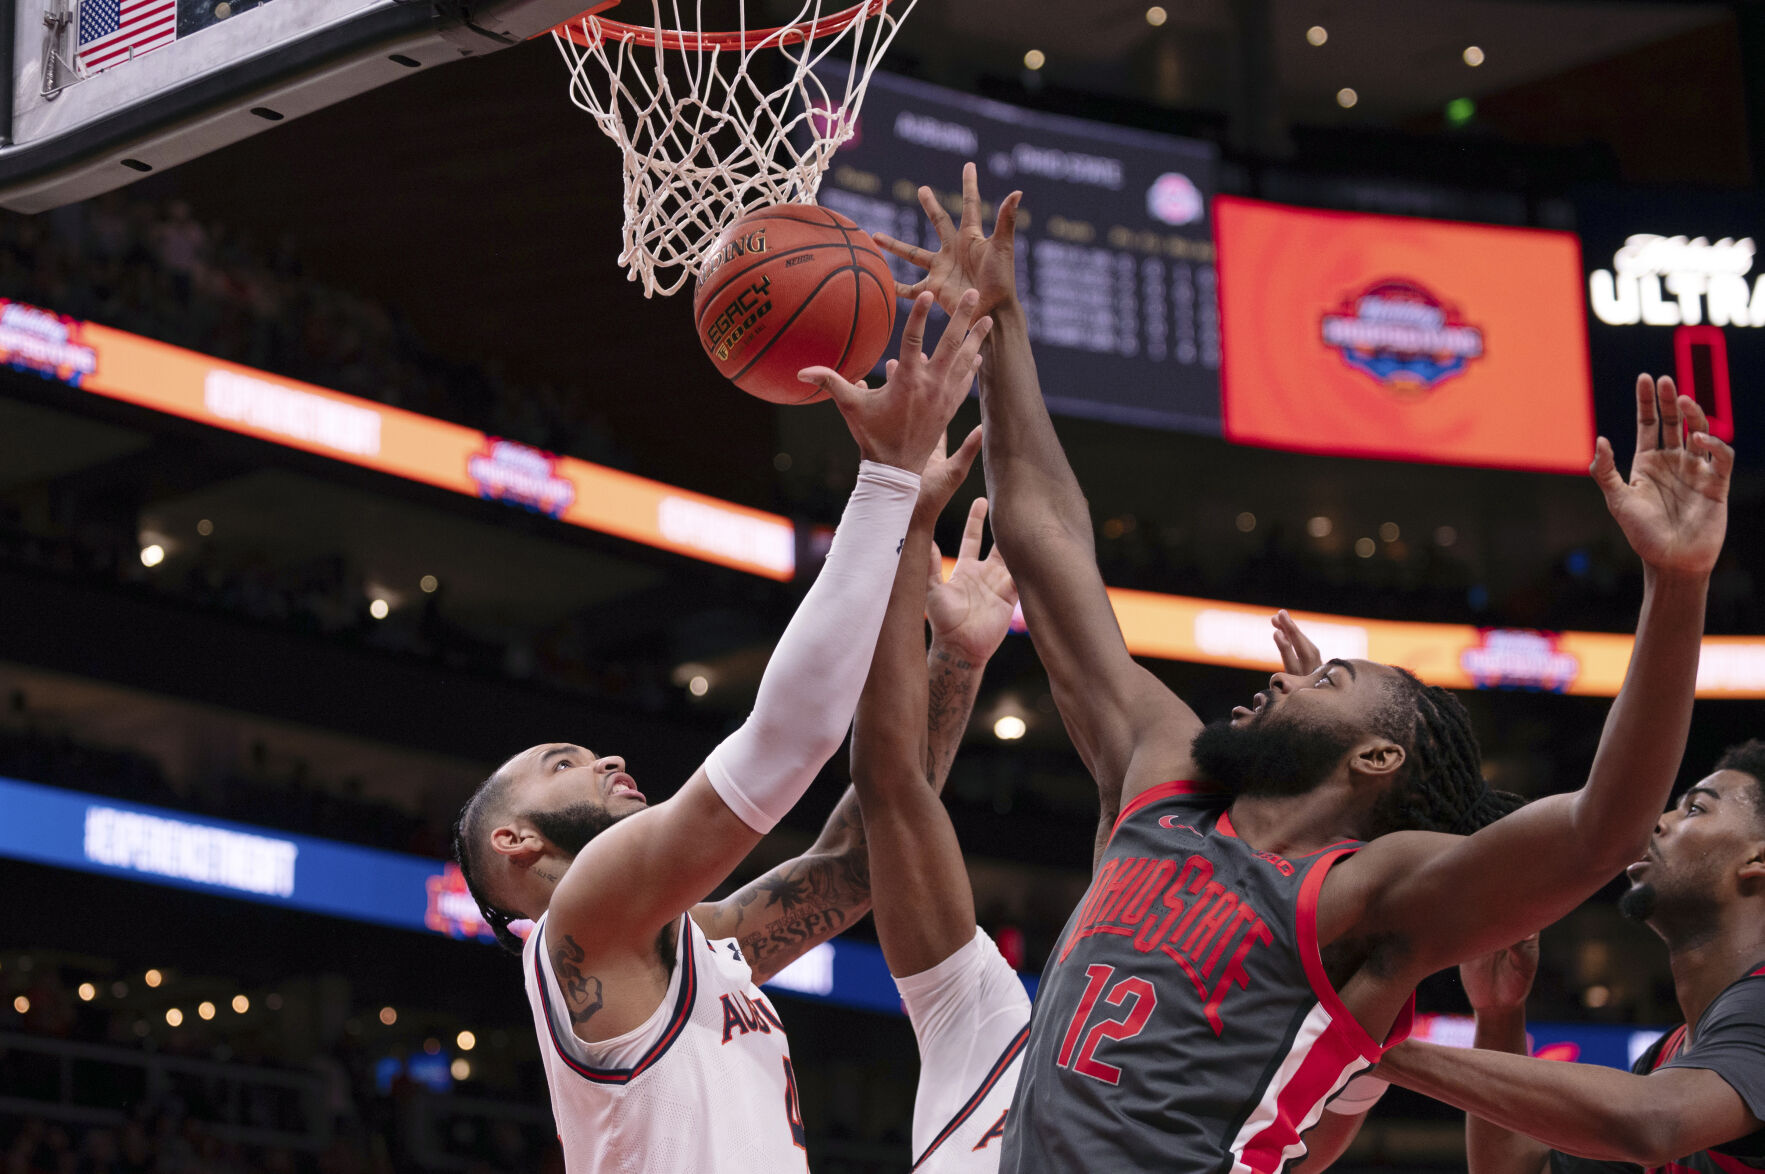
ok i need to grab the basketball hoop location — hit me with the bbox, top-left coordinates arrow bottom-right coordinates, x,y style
552,0 -> 918,297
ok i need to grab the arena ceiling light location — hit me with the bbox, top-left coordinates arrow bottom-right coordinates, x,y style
1306,25 -> 1327,46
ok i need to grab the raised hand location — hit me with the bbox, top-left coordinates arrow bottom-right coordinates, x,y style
915,427 -> 984,524
873,162 -> 1023,318
927,498 -> 1019,663
1271,609 -> 1321,676
804,289 -> 991,472
1591,374 -> 1733,578
1459,935 -> 1540,1014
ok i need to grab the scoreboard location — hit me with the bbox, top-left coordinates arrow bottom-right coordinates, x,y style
816,68 -> 1224,435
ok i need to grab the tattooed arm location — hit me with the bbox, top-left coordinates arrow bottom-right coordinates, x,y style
691,787 -> 872,986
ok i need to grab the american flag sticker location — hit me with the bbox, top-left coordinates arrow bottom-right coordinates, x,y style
76,0 -> 178,76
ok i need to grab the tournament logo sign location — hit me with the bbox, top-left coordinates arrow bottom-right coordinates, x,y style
424,863 -> 499,942
1320,279 -> 1485,394
466,439 -> 577,519
1460,629 -> 1580,693
0,300 -> 98,386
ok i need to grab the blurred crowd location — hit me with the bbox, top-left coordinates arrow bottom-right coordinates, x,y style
0,197 -> 621,469
0,704 -> 444,858
0,492 -> 683,724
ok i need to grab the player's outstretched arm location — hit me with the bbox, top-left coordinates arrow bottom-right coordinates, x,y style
1379,1037 -> 1757,1166
691,430 -> 995,983
851,467 -> 1018,978
544,294 -> 991,981
1344,376 -> 1732,976
877,162 -> 1201,840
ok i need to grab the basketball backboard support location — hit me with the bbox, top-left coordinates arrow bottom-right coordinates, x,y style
0,0 -> 595,213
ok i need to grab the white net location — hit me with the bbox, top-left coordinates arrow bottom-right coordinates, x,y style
553,0 -> 918,297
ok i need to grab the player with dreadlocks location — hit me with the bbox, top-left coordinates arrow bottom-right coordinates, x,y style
873,161 -> 1735,1173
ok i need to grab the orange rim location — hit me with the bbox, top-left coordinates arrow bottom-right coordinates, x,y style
554,0 -> 892,50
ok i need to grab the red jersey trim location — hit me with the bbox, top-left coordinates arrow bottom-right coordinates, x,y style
1294,848 -> 1415,1061
909,1024 -> 1030,1170
1652,1024 -> 1690,1069
534,915 -> 698,1086
1108,780 -> 1220,846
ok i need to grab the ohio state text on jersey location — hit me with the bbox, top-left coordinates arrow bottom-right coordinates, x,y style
1000,781 -> 1414,1174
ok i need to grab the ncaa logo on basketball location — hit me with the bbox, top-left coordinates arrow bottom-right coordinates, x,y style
1320,279 -> 1485,394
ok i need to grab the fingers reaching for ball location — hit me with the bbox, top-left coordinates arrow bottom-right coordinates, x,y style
815,288 -> 991,473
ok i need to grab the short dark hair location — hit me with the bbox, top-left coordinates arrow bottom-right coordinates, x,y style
452,771 -> 527,955
1713,740 -> 1765,830
1371,669 -> 1521,836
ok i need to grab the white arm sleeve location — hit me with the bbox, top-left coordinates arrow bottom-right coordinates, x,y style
703,460 -> 919,833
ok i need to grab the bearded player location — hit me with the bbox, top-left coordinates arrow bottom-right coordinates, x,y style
876,163 -> 1733,1172
1376,742 -> 1765,1173
451,291 -> 990,1173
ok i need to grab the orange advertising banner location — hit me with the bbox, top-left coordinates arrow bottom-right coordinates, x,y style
933,555 -> 1765,700
0,300 -> 796,580
10,296 -> 1759,698
1094,590 -> 1765,700
1214,197 -> 1595,473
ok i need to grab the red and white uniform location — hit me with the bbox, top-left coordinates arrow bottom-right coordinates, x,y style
524,911 -> 809,1173
897,928 -> 1033,1172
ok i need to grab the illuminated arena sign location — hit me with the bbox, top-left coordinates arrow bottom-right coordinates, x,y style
1214,196 -> 1592,473
1588,234 -> 1761,329
0,774 -> 1027,1015
1,299 -> 796,580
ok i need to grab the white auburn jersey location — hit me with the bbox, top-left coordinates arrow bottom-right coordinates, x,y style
897,928 -> 1033,1173
523,910 -> 809,1173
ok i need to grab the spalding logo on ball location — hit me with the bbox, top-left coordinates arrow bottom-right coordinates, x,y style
692,205 -> 897,405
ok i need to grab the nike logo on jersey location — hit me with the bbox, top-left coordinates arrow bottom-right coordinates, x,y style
1159,815 -> 1203,835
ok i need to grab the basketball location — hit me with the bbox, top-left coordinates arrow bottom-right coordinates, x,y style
692,204 -> 897,405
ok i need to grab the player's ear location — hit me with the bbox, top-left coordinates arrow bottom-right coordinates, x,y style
1737,838 -> 1765,885
1350,738 -> 1406,782
491,820 -> 546,867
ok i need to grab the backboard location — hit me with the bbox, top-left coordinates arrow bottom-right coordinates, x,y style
0,0 -> 592,212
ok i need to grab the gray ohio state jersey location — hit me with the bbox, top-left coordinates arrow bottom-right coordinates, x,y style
1000,781 -> 1413,1174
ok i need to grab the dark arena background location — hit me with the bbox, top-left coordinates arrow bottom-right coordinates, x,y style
3,1 -> 1765,1170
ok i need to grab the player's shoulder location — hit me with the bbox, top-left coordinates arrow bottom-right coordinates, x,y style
1696,965 -> 1765,1030
1314,830 -> 1460,929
